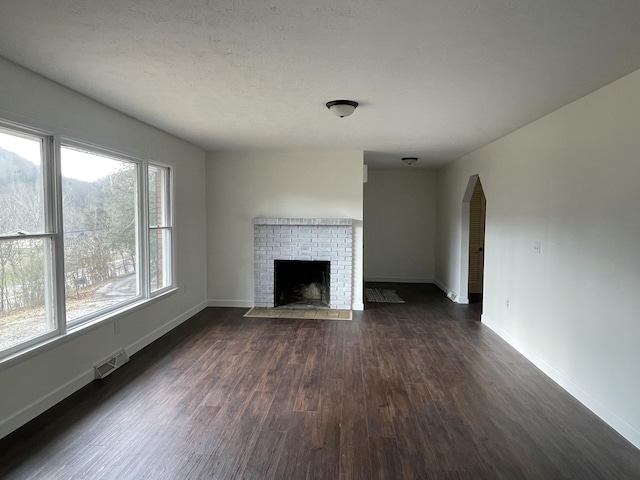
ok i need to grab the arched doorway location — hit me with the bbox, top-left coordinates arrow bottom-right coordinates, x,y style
467,178 -> 486,304
460,175 -> 486,309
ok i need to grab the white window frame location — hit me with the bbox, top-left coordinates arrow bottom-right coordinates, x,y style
60,140 -> 146,327
0,123 -> 61,357
148,162 -> 174,296
0,120 -> 176,362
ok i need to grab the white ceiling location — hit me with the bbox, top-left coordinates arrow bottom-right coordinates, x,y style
1,1 -> 640,169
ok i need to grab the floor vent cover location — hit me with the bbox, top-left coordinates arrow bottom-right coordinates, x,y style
94,350 -> 129,379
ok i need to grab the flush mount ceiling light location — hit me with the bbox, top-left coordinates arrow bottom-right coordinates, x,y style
402,157 -> 418,166
326,100 -> 358,117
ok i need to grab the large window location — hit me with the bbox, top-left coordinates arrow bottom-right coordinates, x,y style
0,122 -> 174,358
61,146 -> 140,323
0,128 -> 55,353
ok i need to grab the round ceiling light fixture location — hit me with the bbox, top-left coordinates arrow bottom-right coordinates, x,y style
402,157 -> 418,166
326,100 -> 359,117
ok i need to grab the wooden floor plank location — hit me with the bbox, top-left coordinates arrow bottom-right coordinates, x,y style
369,436 -> 405,480
340,394 -> 373,480
294,330 -> 326,412
342,344 -> 364,396
1,284 -> 639,480
307,462 -> 339,480
238,429 -> 287,480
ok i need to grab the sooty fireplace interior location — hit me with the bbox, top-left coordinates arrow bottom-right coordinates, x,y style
274,260 -> 330,308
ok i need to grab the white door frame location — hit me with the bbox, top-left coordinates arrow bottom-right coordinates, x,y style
458,174 -> 480,304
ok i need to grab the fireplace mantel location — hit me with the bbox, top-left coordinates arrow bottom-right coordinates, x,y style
253,217 -> 352,226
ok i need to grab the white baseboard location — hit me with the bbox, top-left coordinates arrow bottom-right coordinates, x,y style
434,279 -> 468,304
0,369 -> 95,440
207,299 -> 253,308
365,276 -> 434,283
127,301 -> 208,356
483,315 -> 640,450
434,279 -> 449,294
0,300 -> 208,441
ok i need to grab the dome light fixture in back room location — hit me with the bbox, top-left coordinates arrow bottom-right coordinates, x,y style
402,157 -> 418,166
326,100 -> 358,117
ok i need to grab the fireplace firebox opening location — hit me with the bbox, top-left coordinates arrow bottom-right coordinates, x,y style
274,260 -> 330,308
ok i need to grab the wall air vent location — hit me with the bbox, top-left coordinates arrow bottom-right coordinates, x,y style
94,350 -> 129,379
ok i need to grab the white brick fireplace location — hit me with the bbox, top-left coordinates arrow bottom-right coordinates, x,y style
253,218 -> 353,309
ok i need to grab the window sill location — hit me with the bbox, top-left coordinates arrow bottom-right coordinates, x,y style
0,287 -> 178,372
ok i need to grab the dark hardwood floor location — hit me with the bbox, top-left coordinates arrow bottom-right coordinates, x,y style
1,283 -> 639,479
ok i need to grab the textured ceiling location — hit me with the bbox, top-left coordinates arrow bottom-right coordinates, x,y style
1,1 -> 640,168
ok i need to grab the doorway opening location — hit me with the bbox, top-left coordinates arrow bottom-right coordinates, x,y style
460,175 -> 486,311
467,178 -> 486,304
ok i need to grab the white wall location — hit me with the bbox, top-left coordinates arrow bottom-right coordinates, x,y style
0,58 -> 208,439
364,169 -> 436,282
206,151 -> 364,309
435,68 -> 640,448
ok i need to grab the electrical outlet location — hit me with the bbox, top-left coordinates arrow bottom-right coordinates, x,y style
506,298 -> 510,309
533,241 -> 541,254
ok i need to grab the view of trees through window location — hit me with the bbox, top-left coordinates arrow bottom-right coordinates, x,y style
61,146 -> 139,323
0,130 -> 54,351
0,123 -> 173,356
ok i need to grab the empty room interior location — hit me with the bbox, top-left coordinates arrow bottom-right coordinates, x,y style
1,1 -> 640,479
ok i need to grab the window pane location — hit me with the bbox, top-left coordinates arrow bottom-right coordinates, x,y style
61,147 -> 139,322
149,165 -> 171,292
148,165 -> 168,227
0,238 -> 55,352
150,228 -> 171,291
0,129 -> 45,235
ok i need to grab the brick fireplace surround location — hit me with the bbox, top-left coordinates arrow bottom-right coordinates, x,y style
253,218 -> 353,309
